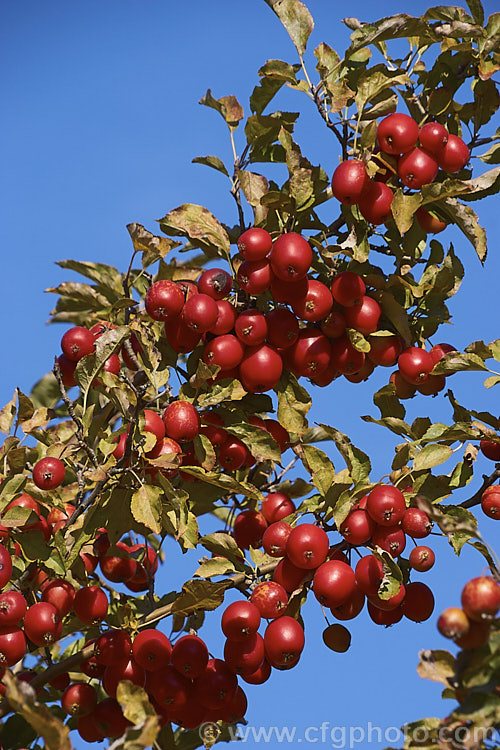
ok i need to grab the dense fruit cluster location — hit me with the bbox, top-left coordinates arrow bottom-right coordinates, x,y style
437,576 -> 500,650
331,113 -> 470,230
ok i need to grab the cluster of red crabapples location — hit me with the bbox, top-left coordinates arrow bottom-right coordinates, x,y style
331,112 -> 470,230
228,482 -> 437,662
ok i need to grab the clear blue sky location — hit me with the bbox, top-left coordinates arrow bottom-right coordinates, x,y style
2,1 -> 500,748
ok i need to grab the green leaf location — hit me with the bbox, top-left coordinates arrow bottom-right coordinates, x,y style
0,391 -> 17,435
263,0 -> 314,56
194,557 -> 237,578
440,198 -> 487,263
199,89 -> 244,127
196,378 -> 247,409
170,579 -> 231,617
126,222 -> 178,269
373,383 -> 406,421
30,371 -> 61,409
432,351 -> 489,375
3,672 -> 72,750
238,169 -> 270,223
258,58 -> 299,84
192,433 -> 216,471
484,375 -> 500,389
377,291 -> 412,345
178,466 -> 263,501
250,75 -> 287,116
191,155 -> 229,177
199,532 -> 245,565
224,423 -> 281,464
159,203 -> 230,260
299,444 -> 335,496
372,549 -> 403,600
417,649 -> 456,686
75,325 -> 130,409
391,189 -> 422,235
314,42 -> 340,91
276,371 -> 311,436
354,66 -> 409,112
413,444 -> 453,472
131,485 -> 162,535
115,682 -> 160,747
318,425 -> 371,484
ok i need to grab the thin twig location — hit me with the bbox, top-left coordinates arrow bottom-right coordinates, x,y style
459,467 -> 500,509
53,359 -> 99,468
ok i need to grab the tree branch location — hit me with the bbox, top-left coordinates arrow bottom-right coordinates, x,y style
459,467 -> 500,509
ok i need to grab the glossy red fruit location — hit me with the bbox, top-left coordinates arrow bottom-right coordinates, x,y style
132,629 -> 172,671
461,577 -> 500,622
210,299 -> 237,335
270,275 -> 308,304
237,258 -> 274,294
398,147 -> 438,189
429,342 -> 456,364
480,440 -> 500,461
218,438 -> 251,472
262,521 -> 292,558
0,626 -> 26,666
409,545 -> 435,572
163,401 -> 200,443
331,159 -> 371,204
310,359 -> 339,387
437,134 -> 470,173
358,181 -> 394,225
24,602 -> 62,647
343,296 -> 381,335
61,326 -> 95,361
455,619 -> 491,649
100,542 -> 137,583
437,607 -> 470,639
103,658 -> 146,698
261,493 -> 295,524
288,327 -> 331,378
286,523 -> 329,570
233,510 -> 268,550
417,373 -> 446,396
320,310 -> 346,339
402,508 -> 432,538
368,334 -> 403,367
219,685 -> 248,722
93,698 -> 130,739
182,293 -> 219,333
241,659 -> 272,685
416,208 -> 447,233
224,632 -> 265,675
369,583 -> 406,612
377,113 -> 419,155
367,600 -> 403,626
340,509 -> 375,546
62,683 -> 98,717
398,347 -> 434,384
200,413 -> 228,449
95,629 -> 133,667
203,334 -> 245,371
418,122 -> 448,154
371,525 -> 406,556
74,585 -> 108,624
390,370 -> 417,399
402,581 -> 435,622
292,280 -> 333,323
239,344 -> 283,392
50,672 -> 70,691
330,584 -> 365,621
238,227 -> 273,261
0,546 -> 13,590
41,579 -> 75,617
172,634 -> 209,678
344,357 -> 375,384
143,409 -> 166,445
331,271 -> 365,307
273,557 -> 309,593
146,436 -> 182,478
93,353 -> 121,384
145,280 -> 185,321
222,600 -> 261,641
265,307 -> 299,349
322,623 -> 351,653
330,336 -> 365,375
481,488 -> 500,519
269,233 -> 312,282
263,419 -> 290,453
366,485 -> 406,527
193,658 -> 238,709
0,591 -> 26,626
164,317 -> 202,353
198,268 -> 233,300
264,616 -> 305,669
57,353 -> 77,387
234,309 -> 267,346
250,581 -> 288,619
313,560 -> 356,607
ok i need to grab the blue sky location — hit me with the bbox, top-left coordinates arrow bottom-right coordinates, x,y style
2,1 -> 500,748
